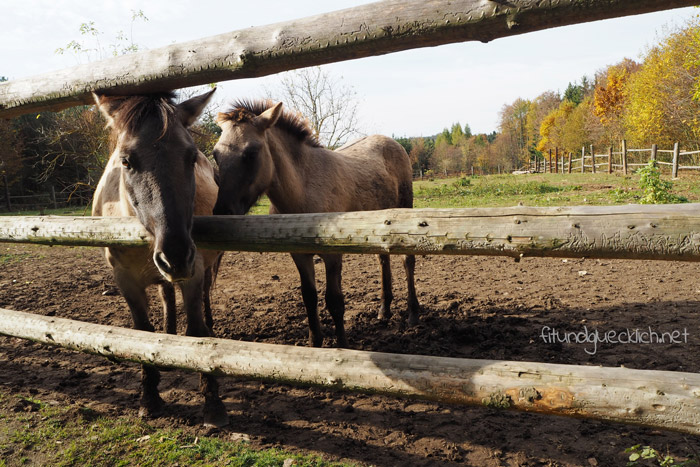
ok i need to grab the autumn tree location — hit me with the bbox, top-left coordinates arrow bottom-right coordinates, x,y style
624,22 -> 700,149
592,59 -> 639,146
498,98 -> 530,169
525,91 -> 560,164
407,137 -> 434,173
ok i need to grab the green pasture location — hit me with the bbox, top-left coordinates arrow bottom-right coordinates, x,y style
248,171 -> 697,214
3,171 -> 696,217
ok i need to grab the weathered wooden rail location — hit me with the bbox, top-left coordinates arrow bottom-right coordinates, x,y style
2,307 -> 698,435
2,204 -> 700,261
1,0 -> 697,118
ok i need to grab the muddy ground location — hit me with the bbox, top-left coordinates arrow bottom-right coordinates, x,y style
1,243 -> 699,466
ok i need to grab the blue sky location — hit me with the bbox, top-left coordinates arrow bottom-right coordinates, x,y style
1,1 -> 697,136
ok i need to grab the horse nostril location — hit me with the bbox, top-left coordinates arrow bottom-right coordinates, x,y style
154,251 -> 173,274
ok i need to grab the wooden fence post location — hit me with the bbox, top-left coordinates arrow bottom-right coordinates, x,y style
622,139 -> 628,175
591,145 -> 596,174
549,149 -> 553,173
651,143 -> 657,161
568,152 -> 572,174
560,151 -> 564,173
672,142 -> 680,178
555,148 -> 559,173
581,146 -> 585,173
608,147 -> 613,174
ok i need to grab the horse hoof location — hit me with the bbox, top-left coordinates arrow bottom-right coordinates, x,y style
203,404 -> 229,428
138,404 -> 163,419
138,394 -> 165,419
377,309 -> 392,320
407,314 -> 419,326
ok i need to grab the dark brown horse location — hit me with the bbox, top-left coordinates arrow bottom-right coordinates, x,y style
92,90 -> 227,427
212,100 -> 419,348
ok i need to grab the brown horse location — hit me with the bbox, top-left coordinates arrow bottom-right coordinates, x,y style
212,100 -> 419,348
92,90 -> 227,427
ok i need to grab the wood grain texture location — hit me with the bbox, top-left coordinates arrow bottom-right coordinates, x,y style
1,204 -> 700,261
1,307 -> 698,434
1,0 -> 698,117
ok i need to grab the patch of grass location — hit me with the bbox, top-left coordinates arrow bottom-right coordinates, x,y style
0,391 -> 354,467
411,172 -> 691,208
249,196 -> 272,215
0,251 -> 32,265
0,206 -> 89,217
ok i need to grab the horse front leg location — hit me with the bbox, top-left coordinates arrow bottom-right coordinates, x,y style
158,283 -> 177,334
179,264 -> 228,428
291,253 -> 323,347
113,267 -> 164,418
322,254 -> 348,348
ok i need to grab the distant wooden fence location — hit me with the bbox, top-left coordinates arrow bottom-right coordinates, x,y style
1,0 -> 700,438
532,141 -> 700,177
0,186 -> 92,213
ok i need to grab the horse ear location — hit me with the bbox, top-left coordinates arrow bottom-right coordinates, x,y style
255,102 -> 283,130
177,88 -> 217,127
215,112 -> 229,126
93,92 -> 124,127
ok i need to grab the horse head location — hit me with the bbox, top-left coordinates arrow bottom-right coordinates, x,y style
212,101 -> 283,215
94,89 -> 215,282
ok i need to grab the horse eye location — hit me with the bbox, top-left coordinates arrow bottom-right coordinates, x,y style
121,158 -> 131,170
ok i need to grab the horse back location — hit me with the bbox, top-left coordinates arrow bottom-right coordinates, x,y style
335,135 -> 413,210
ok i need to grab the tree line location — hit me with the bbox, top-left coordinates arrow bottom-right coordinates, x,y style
396,18 -> 700,176
2,17 -> 699,207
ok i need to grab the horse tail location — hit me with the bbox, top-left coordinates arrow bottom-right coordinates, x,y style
210,252 -> 224,288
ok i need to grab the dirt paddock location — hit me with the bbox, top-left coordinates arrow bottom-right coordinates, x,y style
1,243 -> 699,466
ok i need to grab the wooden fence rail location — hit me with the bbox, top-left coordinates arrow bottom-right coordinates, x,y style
1,0 -> 697,118
532,141 -> 700,176
1,307 -> 698,435
2,204 -> 700,261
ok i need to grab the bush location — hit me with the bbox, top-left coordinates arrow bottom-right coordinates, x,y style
636,161 -> 688,204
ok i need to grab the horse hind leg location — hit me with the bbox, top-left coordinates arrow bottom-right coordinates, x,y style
179,268 -> 228,428
377,254 -> 393,320
292,253 -> 323,347
403,254 -> 420,325
322,254 -> 348,348
202,266 -> 214,332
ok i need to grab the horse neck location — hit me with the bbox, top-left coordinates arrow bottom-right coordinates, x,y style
264,128 -> 312,213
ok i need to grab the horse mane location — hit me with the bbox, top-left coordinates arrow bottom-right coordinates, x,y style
220,99 -> 322,148
102,92 -> 177,138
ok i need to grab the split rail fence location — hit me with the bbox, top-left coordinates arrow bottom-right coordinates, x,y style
2,0 -> 700,437
533,141 -> 700,177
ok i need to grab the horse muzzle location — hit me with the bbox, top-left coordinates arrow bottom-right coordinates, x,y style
153,243 -> 197,282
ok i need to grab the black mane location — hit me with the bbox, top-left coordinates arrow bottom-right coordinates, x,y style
222,99 -> 321,148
